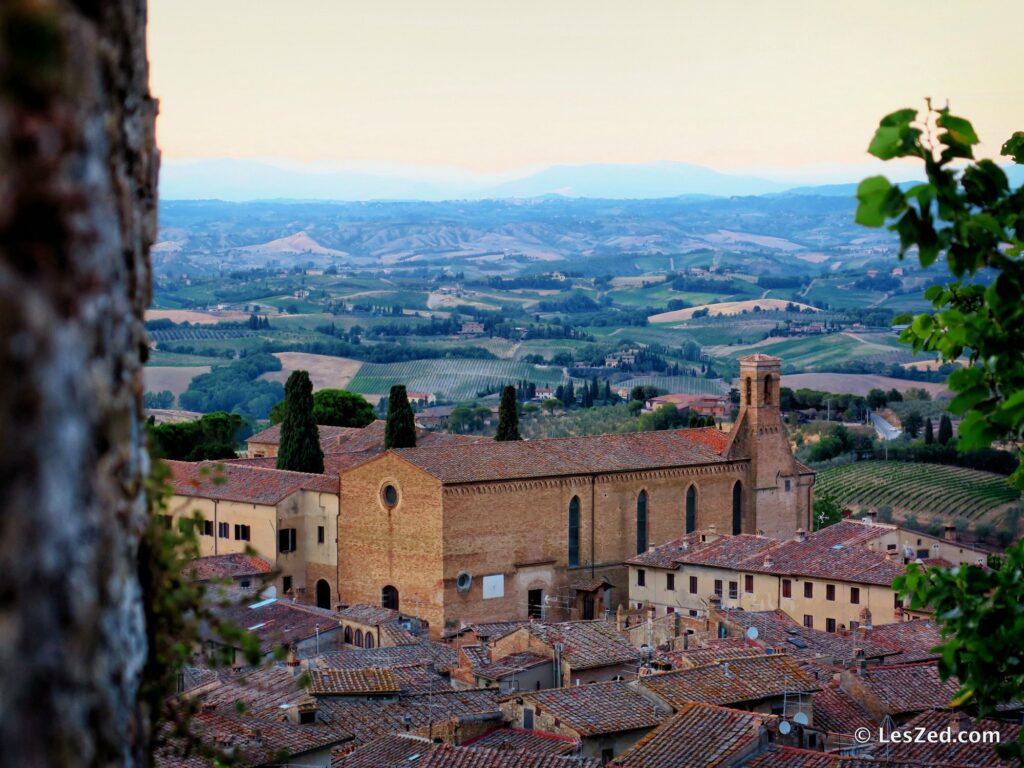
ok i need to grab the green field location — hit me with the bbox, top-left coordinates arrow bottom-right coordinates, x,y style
347,359 -> 568,401
816,461 -> 1020,522
716,333 -> 915,371
617,375 -> 728,395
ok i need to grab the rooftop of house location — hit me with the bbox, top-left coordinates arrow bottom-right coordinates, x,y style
308,667 -> 400,696
655,638 -> 767,669
646,393 -> 730,405
337,604 -> 402,627
208,597 -> 341,654
715,609 -> 899,662
182,553 -> 273,582
156,709 -> 345,768
460,647 -> 552,681
568,576 -> 614,593
744,745 -> 912,768
319,642 -> 457,673
640,654 -> 819,708
387,427 -> 732,484
444,621 -> 531,641
333,735 -> 602,768
865,709 -> 1021,767
640,532 -> 780,571
526,621 -> 640,670
847,662 -> 960,715
316,689 -> 502,745
860,619 -> 943,664
186,666 -> 311,719
810,684 -> 877,736
165,459 -> 337,504
247,419 -> 482,455
463,727 -> 577,755
516,681 -> 670,737
609,702 -> 774,768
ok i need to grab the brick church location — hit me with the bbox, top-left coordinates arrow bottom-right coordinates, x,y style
337,354 -> 814,637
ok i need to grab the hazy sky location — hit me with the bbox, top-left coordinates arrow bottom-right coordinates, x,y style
149,0 -> 1024,174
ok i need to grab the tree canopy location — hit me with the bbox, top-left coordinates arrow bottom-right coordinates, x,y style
149,411 -> 247,461
495,385 -> 522,441
276,370 -> 324,473
384,385 -> 417,449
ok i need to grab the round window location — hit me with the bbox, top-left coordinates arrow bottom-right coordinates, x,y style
382,484 -> 399,507
456,572 -> 471,592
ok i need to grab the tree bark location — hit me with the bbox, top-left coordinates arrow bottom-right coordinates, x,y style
0,1 -> 158,765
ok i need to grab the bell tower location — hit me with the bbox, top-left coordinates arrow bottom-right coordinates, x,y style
726,354 -> 813,538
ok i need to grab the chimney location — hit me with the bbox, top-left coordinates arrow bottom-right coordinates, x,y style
950,711 -> 970,734
648,543 -> 656,553
863,511 -> 875,524
794,528 -> 807,543
886,550 -> 901,562
944,524 -> 957,542
763,554 -> 774,568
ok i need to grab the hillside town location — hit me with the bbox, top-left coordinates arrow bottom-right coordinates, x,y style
155,356 -> 1011,767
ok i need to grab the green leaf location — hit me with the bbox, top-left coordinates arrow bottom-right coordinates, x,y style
867,108 -> 920,160
855,176 -> 893,226
938,113 -> 980,147
1001,132 -> 1024,164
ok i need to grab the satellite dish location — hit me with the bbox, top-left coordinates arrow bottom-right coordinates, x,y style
779,721 -> 792,735
794,712 -> 809,726
746,627 -> 759,641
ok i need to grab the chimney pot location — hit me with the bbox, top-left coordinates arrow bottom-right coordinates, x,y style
795,528 -> 807,543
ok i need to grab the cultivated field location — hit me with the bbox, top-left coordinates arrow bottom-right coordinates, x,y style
648,299 -> 820,323
144,366 -> 211,397
617,376 -> 729,396
816,461 -> 1019,523
781,373 -> 948,397
347,359 -> 568,401
259,352 -> 364,391
146,309 -> 252,324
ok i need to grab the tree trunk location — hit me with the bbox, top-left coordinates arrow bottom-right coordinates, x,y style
0,1 -> 158,765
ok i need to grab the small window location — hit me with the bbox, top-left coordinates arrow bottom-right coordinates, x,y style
728,581 -> 738,600
784,479 -> 791,492
202,520 -> 213,537
234,524 -> 250,542
689,609 -> 698,617
782,579 -> 792,598
826,618 -> 837,633
745,575 -> 754,594
239,579 -> 250,589
826,584 -> 836,602
365,634 -> 374,649
282,575 -> 293,594
804,582 -> 813,599
666,573 -> 675,591
382,484 -> 399,507
850,587 -> 861,605
278,528 -> 297,553
803,614 -> 813,629
689,576 -> 698,595
714,579 -> 723,597
354,629 -> 363,647
637,569 -> 646,587
299,711 -> 316,725
894,594 -> 903,609
523,708 -> 535,731
317,525 -> 325,544
218,521 -> 229,539
666,606 -> 674,614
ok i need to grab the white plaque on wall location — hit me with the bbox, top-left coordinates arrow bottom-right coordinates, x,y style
482,574 -> 505,599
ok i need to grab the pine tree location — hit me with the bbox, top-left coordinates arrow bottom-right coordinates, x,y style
924,418 -> 934,445
495,386 -> 522,441
603,381 -> 612,401
938,414 -> 954,445
385,385 -> 417,449
277,370 -> 324,473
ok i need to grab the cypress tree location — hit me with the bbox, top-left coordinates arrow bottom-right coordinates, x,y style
924,417 -> 934,444
276,370 -> 324,473
495,386 -> 522,441
385,385 -> 417,449
938,414 -> 954,445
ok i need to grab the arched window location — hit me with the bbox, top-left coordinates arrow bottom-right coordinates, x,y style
315,579 -> 331,610
732,481 -> 743,535
382,585 -> 399,611
568,496 -> 581,567
364,633 -> 374,649
344,626 -> 352,644
745,377 -> 752,406
685,485 -> 697,534
354,629 -> 363,647
763,374 -> 772,405
636,491 -> 648,554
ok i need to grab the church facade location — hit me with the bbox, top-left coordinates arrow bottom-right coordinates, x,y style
337,354 -> 814,636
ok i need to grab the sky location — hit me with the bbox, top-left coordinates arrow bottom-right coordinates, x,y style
148,0 -> 1024,178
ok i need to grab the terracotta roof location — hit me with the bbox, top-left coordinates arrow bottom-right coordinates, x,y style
519,681 -> 670,736
156,709 -> 345,768
640,654 -> 819,707
189,666 -> 312,719
338,604 -> 402,626
744,745 -> 923,767
865,709 -> 1020,767
667,533 -> 781,570
464,727 -> 576,755
320,642 -> 456,672
331,734 -> 431,768
445,621 -> 531,641
716,609 -> 898,663
862,619 -> 942,664
610,702 -> 773,768
655,638 -> 764,669
810,685 -> 877,735
569,577 -> 614,592
466,649 -> 552,682
165,459 -> 337,504
316,689 -> 501,745
388,428 -> 732,484
391,665 -> 454,694
626,532 -> 717,569
848,662 -> 960,715
334,736 -> 601,768
527,621 -> 640,670
208,597 -> 341,654
247,421 -> 383,452
743,354 -> 781,363
182,553 -> 273,582
309,667 -> 400,696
